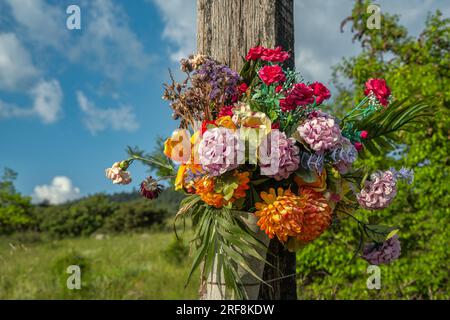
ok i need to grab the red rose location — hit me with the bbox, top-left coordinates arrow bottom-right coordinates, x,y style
279,83 -> 315,112
309,82 -> 331,105
245,46 -> 265,61
360,130 -> 369,139
218,106 -> 234,118
258,65 -> 286,85
201,120 -> 217,135
364,78 -> 391,107
238,83 -> 249,93
261,46 -> 290,63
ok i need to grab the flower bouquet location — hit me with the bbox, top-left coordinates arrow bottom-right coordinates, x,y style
106,46 -> 433,299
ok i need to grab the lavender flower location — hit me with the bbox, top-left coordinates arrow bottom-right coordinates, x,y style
357,170 -> 397,210
259,130 -> 300,180
193,58 -> 241,103
297,113 -> 342,154
330,137 -> 358,174
362,235 -> 401,265
199,127 -> 240,176
391,167 -> 414,185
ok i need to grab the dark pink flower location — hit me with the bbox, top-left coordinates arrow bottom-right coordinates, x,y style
354,142 -> 364,151
218,106 -> 234,117
245,46 -> 266,61
261,46 -> 290,63
275,85 -> 283,93
280,83 -> 315,112
309,82 -> 331,105
364,78 -> 391,107
258,65 -> 286,85
360,130 -> 369,139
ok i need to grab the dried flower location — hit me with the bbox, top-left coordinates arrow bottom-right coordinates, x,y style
140,177 -> 163,199
105,162 -> 132,185
357,170 -> 397,210
362,235 -> 401,265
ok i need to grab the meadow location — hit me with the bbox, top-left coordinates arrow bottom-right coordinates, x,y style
0,232 -> 199,300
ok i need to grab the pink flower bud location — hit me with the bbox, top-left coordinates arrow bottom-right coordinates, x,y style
360,131 -> 369,139
354,142 -> 363,151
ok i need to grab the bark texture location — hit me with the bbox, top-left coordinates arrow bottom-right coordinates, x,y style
196,0 -> 297,300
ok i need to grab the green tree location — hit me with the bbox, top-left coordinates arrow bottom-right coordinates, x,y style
0,168 -> 34,234
296,2 -> 450,299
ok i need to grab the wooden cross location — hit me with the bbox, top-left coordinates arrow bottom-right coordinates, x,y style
197,0 -> 297,300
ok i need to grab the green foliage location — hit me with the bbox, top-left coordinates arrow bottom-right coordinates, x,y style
177,195 -> 268,299
297,4 -> 450,299
100,199 -> 168,233
163,237 -> 190,264
0,168 -> 34,234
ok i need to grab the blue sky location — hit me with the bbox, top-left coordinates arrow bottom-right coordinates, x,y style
0,0 -> 448,204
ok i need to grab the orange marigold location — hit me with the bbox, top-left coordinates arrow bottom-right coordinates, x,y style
255,187 -> 332,243
194,171 -> 250,208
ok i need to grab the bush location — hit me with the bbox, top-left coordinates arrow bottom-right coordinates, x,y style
163,237 -> 190,264
100,199 -> 168,233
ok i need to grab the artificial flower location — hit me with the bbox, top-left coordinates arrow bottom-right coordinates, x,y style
259,130 -> 300,180
258,65 -> 286,85
364,78 -> 391,107
140,176 -> 163,199
105,162 -> 132,185
260,46 -> 290,62
357,170 -> 397,210
362,235 -> 401,265
309,82 -> 331,105
280,83 -> 315,112
297,114 -> 342,153
255,187 -> 332,243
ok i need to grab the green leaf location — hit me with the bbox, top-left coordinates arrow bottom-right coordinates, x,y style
364,224 -> 399,243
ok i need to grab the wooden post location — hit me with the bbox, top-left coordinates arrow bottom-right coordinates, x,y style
197,0 -> 297,300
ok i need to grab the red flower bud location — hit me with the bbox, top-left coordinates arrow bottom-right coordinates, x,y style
354,142 -> 364,151
360,130 -> 369,139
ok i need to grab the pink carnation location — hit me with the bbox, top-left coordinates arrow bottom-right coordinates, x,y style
357,170 -> 397,210
309,82 -> 331,105
364,78 -> 391,107
105,162 -> 132,185
258,65 -> 286,85
297,114 -> 342,154
280,83 -> 315,112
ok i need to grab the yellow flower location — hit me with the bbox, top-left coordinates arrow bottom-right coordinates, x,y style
174,165 -> 187,191
164,129 -> 190,162
216,116 -> 237,131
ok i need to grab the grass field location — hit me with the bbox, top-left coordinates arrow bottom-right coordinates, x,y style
0,232 -> 199,299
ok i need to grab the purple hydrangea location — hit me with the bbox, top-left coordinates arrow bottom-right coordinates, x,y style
297,113 -> 342,154
357,170 -> 398,210
193,59 -> 241,102
259,130 -> 300,181
198,127 -> 240,176
330,137 -> 358,174
362,235 -> 401,265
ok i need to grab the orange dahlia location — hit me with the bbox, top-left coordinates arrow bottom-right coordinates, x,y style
194,171 -> 250,208
255,187 -> 332,243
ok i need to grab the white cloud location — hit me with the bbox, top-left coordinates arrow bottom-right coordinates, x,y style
151,0 -> 197,61
76,91 -> 139,134
0,32 -> 39,90
0,79 -> 63,123
32,176 -> 81,205
5,0 -> 153,81
30,79 -> 63,123
4,0 -> 66,50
